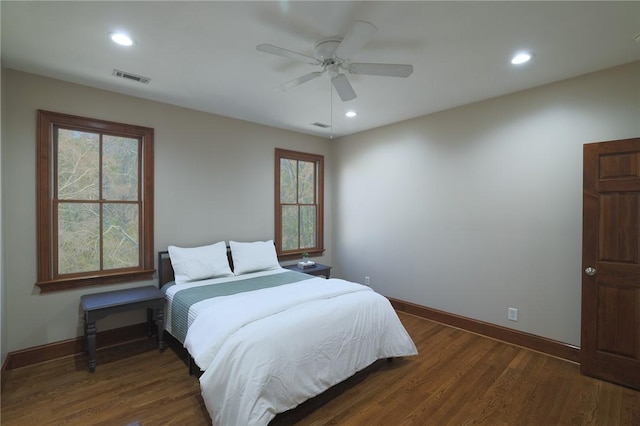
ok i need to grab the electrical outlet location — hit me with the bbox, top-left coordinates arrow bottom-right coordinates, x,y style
364,276 -> 370,286
508,307 -> 518,321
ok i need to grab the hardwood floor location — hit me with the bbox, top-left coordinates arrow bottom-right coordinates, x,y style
2,312 -> 638,425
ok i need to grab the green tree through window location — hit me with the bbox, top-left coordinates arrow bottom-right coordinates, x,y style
36,111 -> 154,292
275,148 -> 324,258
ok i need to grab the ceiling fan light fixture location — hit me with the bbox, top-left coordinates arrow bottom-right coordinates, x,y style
511,52 -> 532,65
327,63 -> 340,78
110,32 -> 134,46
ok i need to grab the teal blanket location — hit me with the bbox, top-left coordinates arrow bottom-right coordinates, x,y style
167,271 -> 314,343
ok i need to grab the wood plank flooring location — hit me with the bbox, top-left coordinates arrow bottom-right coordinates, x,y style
2,312 -> 638,425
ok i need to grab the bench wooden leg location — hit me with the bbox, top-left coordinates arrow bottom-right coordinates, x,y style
156,308 -> 165,352
86,320 -> 97,373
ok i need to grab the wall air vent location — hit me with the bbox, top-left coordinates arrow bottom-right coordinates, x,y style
311,122 -> 330,128
112,69 -> 151,84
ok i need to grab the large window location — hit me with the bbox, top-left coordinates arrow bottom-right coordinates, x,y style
36,110 -> 154,292
275,148 -> 324,259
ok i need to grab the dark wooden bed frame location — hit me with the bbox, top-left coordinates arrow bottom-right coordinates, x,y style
157,251 -> 174,288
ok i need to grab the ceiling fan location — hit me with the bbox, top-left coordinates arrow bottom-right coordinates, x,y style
257,20 -> 413,102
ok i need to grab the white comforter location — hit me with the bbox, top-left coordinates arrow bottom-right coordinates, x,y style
183,275 -> 418,426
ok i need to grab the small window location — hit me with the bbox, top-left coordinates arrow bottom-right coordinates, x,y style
275,148 -> 324,259
36,110 -> 154,292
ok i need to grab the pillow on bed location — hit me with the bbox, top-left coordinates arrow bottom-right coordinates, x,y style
229,240 -> 280,275
168,241 -> 233,285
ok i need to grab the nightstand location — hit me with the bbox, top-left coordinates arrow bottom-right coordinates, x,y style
283,263 -> 331,278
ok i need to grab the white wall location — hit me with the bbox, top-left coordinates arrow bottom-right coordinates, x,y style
333,61 -> 640,346
2,69 -> 332,352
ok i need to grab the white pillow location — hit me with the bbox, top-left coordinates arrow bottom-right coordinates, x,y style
229,240 -> 280,275
168,241 -> 233,284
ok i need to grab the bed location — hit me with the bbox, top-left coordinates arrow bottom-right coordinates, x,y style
157,241 -> 418,426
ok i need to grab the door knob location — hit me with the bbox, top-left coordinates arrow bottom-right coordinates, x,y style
585,267 -> 596,276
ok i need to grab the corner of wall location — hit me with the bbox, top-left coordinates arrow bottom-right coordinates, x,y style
1,63 -> 8,370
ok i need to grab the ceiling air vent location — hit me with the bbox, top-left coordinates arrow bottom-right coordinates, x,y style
311,122 -> 330,128
113,69 -> 151,84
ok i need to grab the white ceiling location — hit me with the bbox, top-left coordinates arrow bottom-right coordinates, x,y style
2,1 -> 639,139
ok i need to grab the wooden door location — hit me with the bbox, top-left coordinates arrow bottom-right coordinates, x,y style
582,137 -> 640,390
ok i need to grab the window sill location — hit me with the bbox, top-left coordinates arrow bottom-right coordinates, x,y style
36,269 -> 156,293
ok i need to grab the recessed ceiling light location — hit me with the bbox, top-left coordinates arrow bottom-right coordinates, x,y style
110,32 -> 134,47
345,111 -> 357,118
511,52 -> 532,65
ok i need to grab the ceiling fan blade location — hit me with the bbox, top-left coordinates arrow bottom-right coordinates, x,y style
274,71 -> 324,92
257,43 -> 320,65
332,74 -> 357,102
349,63 -> 414,78
334,20 -> 377,60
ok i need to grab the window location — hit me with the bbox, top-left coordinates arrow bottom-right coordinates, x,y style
36,110 -> 154,292
275,148 -> 324,259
